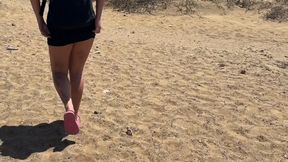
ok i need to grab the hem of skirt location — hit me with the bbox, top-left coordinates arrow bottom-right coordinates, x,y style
47,35 -> 95,46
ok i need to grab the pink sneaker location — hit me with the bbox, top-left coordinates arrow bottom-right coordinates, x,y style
64,110 -> 79,135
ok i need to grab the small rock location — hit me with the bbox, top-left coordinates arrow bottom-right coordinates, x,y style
94,111 -> 99,115
284,154 -> 288,159
103,89 -> 110,94
126,127 -> 133,136
240,70 -> 246,74
168,25 -> 173,27
259,49 -> 265,53
95,50 -> 101,54
6,46 -> 18,51
131,31 -> 135,34
151,82 -> 159,86
123,14 -> 127,17
256,135 -> 266,142
102,135 -> 112,141
219,63 -> 225,67
11,23 -> 15,26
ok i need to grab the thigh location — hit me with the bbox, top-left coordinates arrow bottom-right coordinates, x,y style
69,38 -> 94,75
49,44 -> 73,73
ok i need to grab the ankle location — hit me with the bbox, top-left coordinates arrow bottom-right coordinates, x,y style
65,99 -> 74,112
74,109 -> 79,116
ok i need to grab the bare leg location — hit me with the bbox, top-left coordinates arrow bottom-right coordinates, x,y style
49,44 -> 74,111
69,38 -> 94,115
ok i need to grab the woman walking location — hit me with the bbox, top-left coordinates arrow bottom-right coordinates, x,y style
30,0 -> 104,135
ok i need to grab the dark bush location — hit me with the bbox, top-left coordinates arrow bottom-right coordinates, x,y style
266,5 -> 288,22
175,0 -> 197,14
108,0 -> 172,13
107,0 -> 288,21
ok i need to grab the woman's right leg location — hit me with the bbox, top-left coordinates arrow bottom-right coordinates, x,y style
49,44 -> 74,111
69,38 -> 94,116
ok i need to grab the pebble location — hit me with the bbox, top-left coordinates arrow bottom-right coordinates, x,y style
103,89 -> 110,94
126,127 -> 133,136
219,63 -> 225,67
240,70 -> 246,74
6,46 -> 18,51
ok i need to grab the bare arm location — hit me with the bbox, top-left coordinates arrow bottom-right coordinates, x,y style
30,0 -> 50,37
96,0 -> 104,23
95,0 -> 104,33
30,0 -> 42,23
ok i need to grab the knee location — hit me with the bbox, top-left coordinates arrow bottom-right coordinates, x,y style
70,73 -> 83,88
52,72 -> 68,84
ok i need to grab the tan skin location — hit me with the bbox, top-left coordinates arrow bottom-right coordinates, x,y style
30,0 -> 104,117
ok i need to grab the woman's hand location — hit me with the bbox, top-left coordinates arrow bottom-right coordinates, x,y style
37,18 -> 51,38
94,20 -> 102,33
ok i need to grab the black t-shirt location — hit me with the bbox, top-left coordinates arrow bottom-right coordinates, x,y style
47,0 -> 95,29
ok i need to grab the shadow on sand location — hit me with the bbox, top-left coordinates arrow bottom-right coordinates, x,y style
0,120 -> 75,160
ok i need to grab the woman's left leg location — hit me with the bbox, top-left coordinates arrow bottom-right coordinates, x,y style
69,38 -> 94,116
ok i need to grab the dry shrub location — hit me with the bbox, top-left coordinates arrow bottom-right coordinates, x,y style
265,5 -> 288,22
107,0 -> 288,21
107,0 -> 265,14
108,0 -> 172,13
175,0 -> 198,14
276,0 -> 288,5
223,0 -> 255,9
226,0 -> 237,8
235,0 -> 252,8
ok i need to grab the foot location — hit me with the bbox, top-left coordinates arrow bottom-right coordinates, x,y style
64,110 -> 79,135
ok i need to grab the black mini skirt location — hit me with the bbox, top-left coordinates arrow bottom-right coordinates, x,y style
47,20 -> 96,46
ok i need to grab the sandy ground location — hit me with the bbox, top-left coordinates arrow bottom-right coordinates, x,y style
1,0 -> 288,161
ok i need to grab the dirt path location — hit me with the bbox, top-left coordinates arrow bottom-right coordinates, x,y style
1,1 -> 288,161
